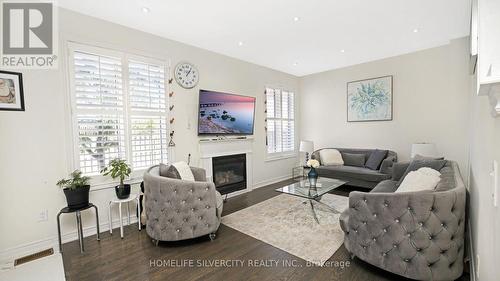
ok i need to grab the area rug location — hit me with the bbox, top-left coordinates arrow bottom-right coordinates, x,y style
222,194 -> 349,266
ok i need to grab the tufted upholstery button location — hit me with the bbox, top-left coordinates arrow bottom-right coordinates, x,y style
383,228 -> 387,233
441,223 -> 446,227
382,252 -> 387,256
364,199 -> 367,203
183,218 -> 188,222
417,248 -> 421,252
174,190 -> 177,193
407,207 -> 412,211
372,238 -> 377,241
393,244 -> 398,248
384,203 -> 389,207
205,187 -> 209,191
176,229 -> 180,232
363,221 -> 367,225
190,189 -> 194,192
429,235 -> 434,240
419,222 -> 423,226
362,246 -> 366,249
407,233 -> 411,237
404,259 -> 410,263
395,219 -> 400,223
354,229 -> 358,233
198,216 -> 203,220
373,213 -> 377,217
206,205 -> 210,209
182,200 -> 186,204
198,198 -> 202,201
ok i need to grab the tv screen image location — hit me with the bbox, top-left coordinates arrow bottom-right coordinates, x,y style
198,90 -> 256,135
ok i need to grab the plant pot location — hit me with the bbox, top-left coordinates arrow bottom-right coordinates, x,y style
63,185 -> 90,209
308,167 -> 318,187
115,184 -> 131,199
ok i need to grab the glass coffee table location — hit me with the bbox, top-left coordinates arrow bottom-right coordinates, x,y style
275,177 -> 347,223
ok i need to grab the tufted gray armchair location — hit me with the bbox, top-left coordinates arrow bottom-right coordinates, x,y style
143,165 -> 223,244
340,161 -> 466,280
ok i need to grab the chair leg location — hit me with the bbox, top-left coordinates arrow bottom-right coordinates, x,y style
151,239 -> 159,246
209,233 -> 216,241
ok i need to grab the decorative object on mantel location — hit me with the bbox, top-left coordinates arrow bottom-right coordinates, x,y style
306,159 -> 320,187
168,131 -> 176,147
0,70 -> 24,111
347,75 -> 393,122
56,170 -> 91,209
101,159 -> 132,199
168,78 -> 173,84
174,61 -> 199,89
169,91 -> 174,97
411,143 -> 439,159
299,140 -> 314,165
169,105 -> 174,111
169,117 -> 175,124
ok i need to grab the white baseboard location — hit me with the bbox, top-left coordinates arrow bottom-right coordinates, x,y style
252,173 -> 292,189
468,219 -> 477,281
0,216 -> 140,265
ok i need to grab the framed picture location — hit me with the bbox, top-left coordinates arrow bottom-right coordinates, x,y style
347,75 -> 392,122
0,70 -> 25,111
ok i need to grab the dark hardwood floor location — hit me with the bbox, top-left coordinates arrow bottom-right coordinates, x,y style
61,179 -> 469,281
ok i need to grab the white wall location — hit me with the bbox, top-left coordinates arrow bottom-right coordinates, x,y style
468,78 -> 500,280
299,38 -> 471,172
0,8 -> 299,259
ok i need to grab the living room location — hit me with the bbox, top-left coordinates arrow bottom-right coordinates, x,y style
0,0 -> 498,280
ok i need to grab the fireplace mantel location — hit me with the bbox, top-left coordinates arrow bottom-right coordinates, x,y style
199,138 -> 254,196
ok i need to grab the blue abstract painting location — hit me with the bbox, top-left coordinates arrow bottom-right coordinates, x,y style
347,76 -> 393,122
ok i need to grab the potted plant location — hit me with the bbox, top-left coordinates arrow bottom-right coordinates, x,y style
57,170 -> 91,209
101,158 -> 132,199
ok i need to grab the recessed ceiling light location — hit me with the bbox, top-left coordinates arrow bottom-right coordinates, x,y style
293,16 -> 300,22
340,49 -> 345,53
413,28 -> 419,33
141,7 -> 150,13
238,41 -> 244,46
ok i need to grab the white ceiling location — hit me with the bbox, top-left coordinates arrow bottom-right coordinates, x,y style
57,0 -> 471,77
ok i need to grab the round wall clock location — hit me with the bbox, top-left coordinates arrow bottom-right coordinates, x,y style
174,61 -> 199,89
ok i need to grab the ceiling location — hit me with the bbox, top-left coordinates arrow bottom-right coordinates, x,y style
57,0 -> 471,77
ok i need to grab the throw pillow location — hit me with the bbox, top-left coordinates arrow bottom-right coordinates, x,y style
392,162 -> 410,181
414,154 -> 445,160
341,153 -> 365,167
396,167 -> 441,193
365,149 -> 388,170
172,161 -> 195,181
159,163 -> 181,179
397,159 -> 447,186
319,149 -> 344,166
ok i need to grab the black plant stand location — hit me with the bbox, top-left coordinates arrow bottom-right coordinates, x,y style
57,203 -> 100,253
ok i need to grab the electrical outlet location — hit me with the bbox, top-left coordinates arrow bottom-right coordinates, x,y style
37,209 -> 48,222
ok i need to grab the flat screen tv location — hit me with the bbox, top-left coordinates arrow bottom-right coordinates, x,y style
198,89 -> 256,135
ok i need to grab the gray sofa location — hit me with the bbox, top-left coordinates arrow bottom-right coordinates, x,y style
143,165 -> 223,244
339,161 -> 466,281
311,148 -> 397,189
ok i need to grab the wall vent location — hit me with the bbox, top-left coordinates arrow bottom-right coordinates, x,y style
14,248 -> 54,266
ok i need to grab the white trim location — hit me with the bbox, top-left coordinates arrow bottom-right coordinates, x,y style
0,215 -> 140,265
252,173 -> 293,189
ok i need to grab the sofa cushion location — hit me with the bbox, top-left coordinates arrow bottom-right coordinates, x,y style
341,153 -> 365,167
316,165 -> 391,182
159,163 -> 181,179
365,149 -> 388,170
371,180 -> 398,193
435,161 -> 456,191
397,159 -> 447,186
319,149 -> 344,165
392,162 -> 410,181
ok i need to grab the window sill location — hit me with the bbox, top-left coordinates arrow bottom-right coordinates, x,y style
265,153 -> 298,162
90,176 -> 144,192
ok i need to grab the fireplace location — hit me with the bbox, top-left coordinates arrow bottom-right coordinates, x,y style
212,154 -> 247,195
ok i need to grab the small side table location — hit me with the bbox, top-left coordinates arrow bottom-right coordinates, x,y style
109,194 -> 141,239
57,203 -> 100,253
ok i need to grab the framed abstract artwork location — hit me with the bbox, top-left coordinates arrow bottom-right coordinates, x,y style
0,70 -> 24,111
347,75 -> 392,122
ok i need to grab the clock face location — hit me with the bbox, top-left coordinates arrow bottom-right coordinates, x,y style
174,62 -> 199,89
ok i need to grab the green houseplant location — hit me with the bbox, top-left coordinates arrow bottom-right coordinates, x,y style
101,158 -> 132,199
57,170 -> 91,209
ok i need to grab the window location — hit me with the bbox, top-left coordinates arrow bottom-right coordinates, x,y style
266,87 -> 295,155
69,44 -> 168,175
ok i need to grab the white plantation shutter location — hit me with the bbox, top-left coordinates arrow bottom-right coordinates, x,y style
69,44 -> 169,175
73,51 -> 126,175
128,60 -> 168,169
266,88 -> 295,154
